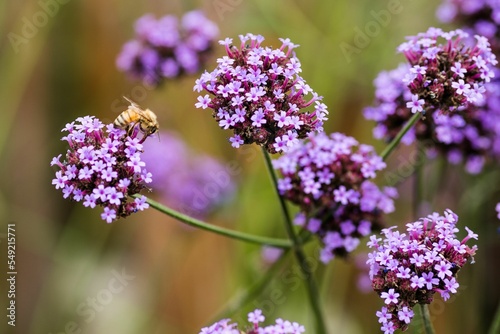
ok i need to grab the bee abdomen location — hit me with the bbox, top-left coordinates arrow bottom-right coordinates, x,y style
114,110 -> 134,129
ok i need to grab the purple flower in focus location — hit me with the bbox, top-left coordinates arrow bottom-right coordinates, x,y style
141,131 -> 235,218
117,11 -> 219,86
364,63 -> 500,174
273,132 -> 397,263
367,210 -> 477,333
51,116 -> 152,223
199,308 -> 305,334
397,28 -> 497,113
194,33 -> 328,154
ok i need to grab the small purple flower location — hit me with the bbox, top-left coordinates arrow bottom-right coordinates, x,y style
194,33 -> 328,154
199,309 -> 305,334
101,207 -> 117,223
117,11 -> 219,86
273,132 -> 397,262
406,94 -> 425,113
248,309 -> 265,324
367,210 -> 477,333
51,116 -> 153,223
397,27 -> 497,113
381,289 -> 400,305
397,307 -> 414,324
376,307 -> 392,324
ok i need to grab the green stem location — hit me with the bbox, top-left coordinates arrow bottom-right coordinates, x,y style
488,300 -> 500,334
413,149 -> 423,218
211,229 -> 313,322
381,112 -> 422,161
420,304 -> 436,334
262,148 -> 328,334
211,246 -> 292,321
139,195 -> 293,248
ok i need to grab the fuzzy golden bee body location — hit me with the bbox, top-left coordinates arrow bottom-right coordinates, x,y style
114,97 -> 159,138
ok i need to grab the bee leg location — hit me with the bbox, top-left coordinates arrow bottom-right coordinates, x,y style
127,123 -> 140,138
138,131 -> 150,144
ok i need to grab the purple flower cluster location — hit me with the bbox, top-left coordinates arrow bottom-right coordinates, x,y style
437,0 -> 500,55
141,130 -> 235,218
200,309 -> 305,334
397,27 -> 497,113
194,33 -> 328,154
117,11 -> 219,86
51,116 -> 151,223
273,132 -> 397,263
367,210 -> 478,333
364,63 -> 500,173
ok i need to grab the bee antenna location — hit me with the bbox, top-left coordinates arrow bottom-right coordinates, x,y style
123,96 -> 135,106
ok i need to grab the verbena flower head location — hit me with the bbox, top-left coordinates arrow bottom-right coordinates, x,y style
199,309 -> 305,334
141,130 -> 235,218
397,27 -> 497,113
51,116 -> 152,223
364,63 -> 500,174
273,132 -> 397,263
367,210 -> 478,333
117,11 -> 219,86
437,0 -> 500,55
194,33 -> 328,154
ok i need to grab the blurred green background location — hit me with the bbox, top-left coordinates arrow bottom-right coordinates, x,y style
0,0 -> 499,333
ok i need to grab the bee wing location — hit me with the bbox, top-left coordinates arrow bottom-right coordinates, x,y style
123,96 -> 145,110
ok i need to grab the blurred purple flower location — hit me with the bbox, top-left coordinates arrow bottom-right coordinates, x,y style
116,11 -> 219,86
261,246 -> 284,264
194,33 -> 328,154
51,116 -> 152,223
199,308 -> 305,334
437,0 -> 500,55
141,131 -> 235,218
364,62 -> 500,174
353,253 -> 373,294
367,209 -> 477,333
273,132 -> 397,263
397,28 -> 497,113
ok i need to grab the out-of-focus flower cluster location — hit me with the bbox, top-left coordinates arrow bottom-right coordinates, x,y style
367,210 -> 478,333
354,252 -> 373,294
141,130 -> 235,219
51,116 -> 151,223
199,309 -> 305,334
397,27 -> 497,113
117,11 -> 219,86
273,132 -> 397,263
364,63 -> 500,174
194,33 -> 328,154
437,0 -> 500,55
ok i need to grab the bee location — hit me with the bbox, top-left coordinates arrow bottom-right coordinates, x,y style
114,97 -> 159,138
